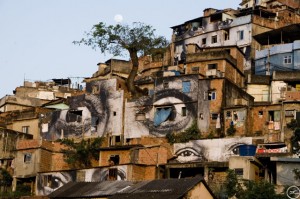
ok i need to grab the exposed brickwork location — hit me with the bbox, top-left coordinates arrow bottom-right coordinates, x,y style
100,150 -> 131,166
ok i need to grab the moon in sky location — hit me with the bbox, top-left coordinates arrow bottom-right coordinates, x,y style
114,14 -> 123,23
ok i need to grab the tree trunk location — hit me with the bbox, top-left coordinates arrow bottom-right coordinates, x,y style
127,49 -> 139,97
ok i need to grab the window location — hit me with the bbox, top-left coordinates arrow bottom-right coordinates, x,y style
22,126 -> 29,134
284,55 -> 292,64
208,63 -> 217,70
43,175 -> 52,187
258,111 -> 263,118
235,168 -> 244,176
237,30 -> 244,40
211,113 -> 218,120
109,155 -> 120,165
135,113 -> 146,121
226,111 -> 231,118
205,91 -> 216,100
211,35 -> 217,44
108,168 -> 118,180
224,30 -> 229,40
163,81 -> 169,89
191,67 -> 199,72
182,81 -> 191,93
268,111 -> 280,122
285,110 -> 294,117
24,153 -> 32,163
182,107 -> 187,116
66,110 -> 82,122
115,136 -> 121,143
154,106 -> 175,126
148,89 -> 154,96
199,113 -> 204,120
202,38 -> 206,45
113,111 -> 117,116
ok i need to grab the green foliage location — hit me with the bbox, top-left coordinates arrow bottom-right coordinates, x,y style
293,168 -> 300,180
74,22 -> 168,97
226,124 -> 236,136
291,128 -> 300,154
15,184 -> 31,196
224,169 -> 241,198
0,169 -> 12,187
58,137 -> 103,169
74,22 -> 168,57
287,119 -> 299,130
166,121 -> 201,144
224,169 -> 287,199
207,131 -> 215,139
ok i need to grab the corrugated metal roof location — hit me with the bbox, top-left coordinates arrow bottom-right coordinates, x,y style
110,177 -> 214,199
48,181 -> 133,198
48,177 -> 216,199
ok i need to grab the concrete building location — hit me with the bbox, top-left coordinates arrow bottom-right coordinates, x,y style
0,128 -> 32,176
13,139 -> 70,194
255,40 -> 300,75
247,71 -> 300,142
170,1 -> 300,74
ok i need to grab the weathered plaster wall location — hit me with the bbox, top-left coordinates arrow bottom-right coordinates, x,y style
197,80 -> 210,133
12,119 -> 39,139
229,156 -> 260,181
276,162 -> 300,186
271,81 -> 286,104
187,182 -> 214,199
247,84 -> 270,102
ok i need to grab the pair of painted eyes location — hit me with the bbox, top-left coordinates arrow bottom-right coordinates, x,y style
175,144 -> 242,161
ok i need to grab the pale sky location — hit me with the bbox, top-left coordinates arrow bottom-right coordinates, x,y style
0,0 -> 241,98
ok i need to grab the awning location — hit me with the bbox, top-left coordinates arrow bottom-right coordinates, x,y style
45,103 -> 69,110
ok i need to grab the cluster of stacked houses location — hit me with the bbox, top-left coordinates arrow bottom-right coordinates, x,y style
1,0 -> 300,198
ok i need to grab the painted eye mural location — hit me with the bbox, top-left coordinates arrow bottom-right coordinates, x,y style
37,171 -> 76,196
45,84 -> 111,140
224,142 -> 247,159
90,166 -> 127,182
173,137 -> 252,163
175,146 -> 207,162
136,88 -> 197,136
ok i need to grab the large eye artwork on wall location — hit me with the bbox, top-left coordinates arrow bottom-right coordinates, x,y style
136,88 -> 197,136
173,137 -> 252,163
88,166 -> 127,182
37,171 -> 76,196
175,143 -> 207,162
46,84 -> 110,140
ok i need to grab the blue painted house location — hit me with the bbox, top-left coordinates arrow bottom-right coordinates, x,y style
255,40 -> 300,75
